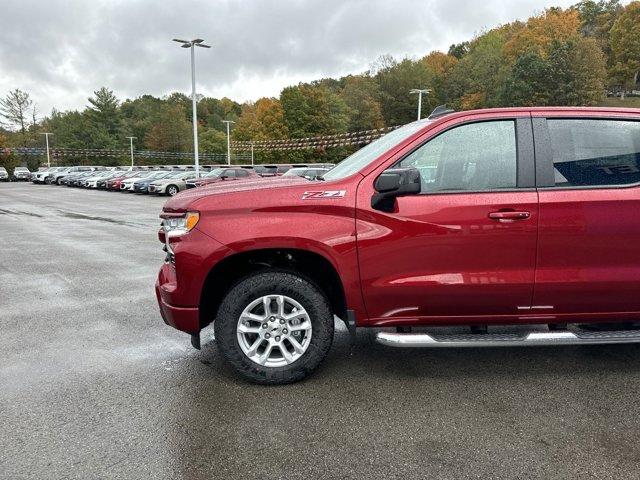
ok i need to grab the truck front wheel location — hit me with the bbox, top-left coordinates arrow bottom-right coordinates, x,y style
214,271 -> 334,384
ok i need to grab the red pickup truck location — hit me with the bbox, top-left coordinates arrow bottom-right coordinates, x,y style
156,106 -> 640,384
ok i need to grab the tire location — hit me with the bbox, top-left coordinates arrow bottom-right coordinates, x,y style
214,271 -> 334,385
166,185 -> 178,196
44,177 -> 52,185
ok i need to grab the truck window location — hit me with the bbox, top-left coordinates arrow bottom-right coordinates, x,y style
397,120 -> 517,193
547,119 -> 640,187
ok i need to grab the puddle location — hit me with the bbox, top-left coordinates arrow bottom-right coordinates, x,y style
0,208 -> 44,218
57,210 -> 146,227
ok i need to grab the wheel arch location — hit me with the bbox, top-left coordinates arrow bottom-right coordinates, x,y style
199,248 -> 348,330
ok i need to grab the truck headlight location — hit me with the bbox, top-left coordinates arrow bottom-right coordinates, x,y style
162,211 -> 200,237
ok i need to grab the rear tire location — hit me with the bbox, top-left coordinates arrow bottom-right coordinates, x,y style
214,271 -> 334,385
167,185 -> 178,196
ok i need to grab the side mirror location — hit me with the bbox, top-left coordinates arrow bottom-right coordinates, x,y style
371,167 -> 421,212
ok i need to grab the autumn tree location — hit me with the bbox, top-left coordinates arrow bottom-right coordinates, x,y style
610,1 -> 640,95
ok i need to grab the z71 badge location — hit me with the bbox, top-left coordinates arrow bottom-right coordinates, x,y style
302,190 -> 346,200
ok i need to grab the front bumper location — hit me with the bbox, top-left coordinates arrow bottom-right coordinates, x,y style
155,227 -> 231,334
155,279 -> 200,333
148,184 -> 165,194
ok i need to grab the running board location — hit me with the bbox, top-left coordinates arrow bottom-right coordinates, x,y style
376,330 -> 640,348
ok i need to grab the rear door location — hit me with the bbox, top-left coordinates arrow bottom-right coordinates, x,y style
532,113 -> 640,315
356,113 -> 539,322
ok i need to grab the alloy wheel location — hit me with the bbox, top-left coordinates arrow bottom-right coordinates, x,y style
236,294 -> 312,367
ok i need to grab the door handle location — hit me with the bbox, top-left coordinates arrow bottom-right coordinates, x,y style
488,210 -> 530,221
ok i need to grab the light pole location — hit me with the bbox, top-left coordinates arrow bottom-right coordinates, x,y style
126,136 -> 136,168
222,120 -> 235,165
250,142 -> 254,166
409,88 -> 432,120
40,132 -> 53,167
173,38 -> 211,178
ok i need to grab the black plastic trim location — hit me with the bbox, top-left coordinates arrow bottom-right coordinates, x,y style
515,117 -> 536,188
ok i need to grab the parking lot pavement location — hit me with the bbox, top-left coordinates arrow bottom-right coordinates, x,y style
3,182 -> 640,479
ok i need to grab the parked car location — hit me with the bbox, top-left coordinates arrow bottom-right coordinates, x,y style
156,106 -> 640,385
50,166 -> 97,185
83,171 -> 118,188
12,166 -> 31,181
132,171 -> 175,193
282,167 -> 331,180
62,171 -> 94,187
106,171 -> 139,190
148,172 -> 193,196
32,167 -> 59,183
120,171 -> 157,192
0,167 -> 8,181
185,167 -> 259,189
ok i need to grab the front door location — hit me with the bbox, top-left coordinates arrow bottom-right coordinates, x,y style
356,116 -> 539,324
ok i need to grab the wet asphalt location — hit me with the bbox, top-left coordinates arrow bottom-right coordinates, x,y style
2,182 -> 640,479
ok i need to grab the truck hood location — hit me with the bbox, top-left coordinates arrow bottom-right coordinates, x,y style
163,176 -> 308,212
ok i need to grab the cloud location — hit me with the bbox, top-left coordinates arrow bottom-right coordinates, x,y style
0,0 -> 593,115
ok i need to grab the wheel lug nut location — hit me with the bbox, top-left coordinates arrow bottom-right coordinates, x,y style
279,319 -> 285,324
262,323 -> 268,328
270,316 -> 275,321
283,329 -> 288,334
275,336 -> 281,341
265,333 -> 270,338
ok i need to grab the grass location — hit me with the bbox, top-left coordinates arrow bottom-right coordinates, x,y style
597,97 -> 640,108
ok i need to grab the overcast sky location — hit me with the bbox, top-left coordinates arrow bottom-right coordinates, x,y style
1,0 -> 587,116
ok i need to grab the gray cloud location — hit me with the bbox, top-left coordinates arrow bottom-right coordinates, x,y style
0,0 -> 589,116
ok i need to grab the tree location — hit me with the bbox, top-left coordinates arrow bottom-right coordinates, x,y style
86,87 -> 122,147
422,51 -> 458,105
375,58 -> 433,124
199,129 -> 227,154
0,89 -> 33,137
501,52 -> 551,106
575,0 -> 622,73
610,1 -> 640,95
234,98 -> 288,141
340,75 -> 385,131
144,103 -> 192,152
445,27 -> 513,109
280,84 -> 348,137
501,37 -> 605,106
503,8 -> 581,61
448,42 -> 470,59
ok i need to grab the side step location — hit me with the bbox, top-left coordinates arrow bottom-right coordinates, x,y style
376,329 -> 640,348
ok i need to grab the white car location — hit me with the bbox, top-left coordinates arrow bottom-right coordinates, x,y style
83,171 -> 115,188
119,171 -> 158,191
0,167 -> 8,181
12,166 -> 31,181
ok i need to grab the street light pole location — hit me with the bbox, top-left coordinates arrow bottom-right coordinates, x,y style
40,132 -> 53,167
250,142 -> 254,166
173,38 -> 211,178
126,136 -> 136,167
409,88 -> 432,120
222,120 -> 235,165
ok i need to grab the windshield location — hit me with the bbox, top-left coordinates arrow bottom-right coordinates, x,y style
283,168 -> 306,177
321,120 -> 431,181
206,168 -> 225,178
